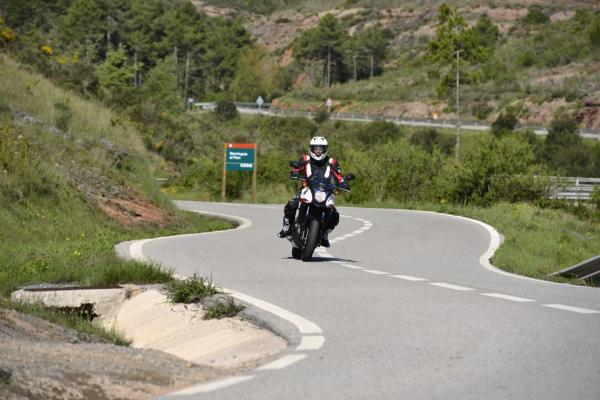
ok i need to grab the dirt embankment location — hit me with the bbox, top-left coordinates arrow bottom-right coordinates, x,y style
0,308 -> 228,400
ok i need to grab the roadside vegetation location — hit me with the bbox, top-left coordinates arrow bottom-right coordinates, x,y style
9,302 -> 131,346
167,274 -> 219,303
0,55 -> 234,346
166,274 -> 244,319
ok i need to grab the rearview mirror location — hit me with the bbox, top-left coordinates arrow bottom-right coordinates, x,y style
344,174 -> 355,181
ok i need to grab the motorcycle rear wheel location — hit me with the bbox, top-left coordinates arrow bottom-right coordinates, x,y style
301,219 -> 320,262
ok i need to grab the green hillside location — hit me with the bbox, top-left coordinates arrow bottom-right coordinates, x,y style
0,55 -> 231,296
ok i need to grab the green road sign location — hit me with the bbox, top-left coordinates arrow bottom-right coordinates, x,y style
225,143 -> 255,171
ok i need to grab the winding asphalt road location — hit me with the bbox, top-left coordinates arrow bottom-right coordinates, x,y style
124,201 -> 600,400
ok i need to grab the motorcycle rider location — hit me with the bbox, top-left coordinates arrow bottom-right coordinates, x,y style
277,136 -> 349,248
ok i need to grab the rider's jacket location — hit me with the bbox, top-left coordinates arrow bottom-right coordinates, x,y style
291,154 -> 344,187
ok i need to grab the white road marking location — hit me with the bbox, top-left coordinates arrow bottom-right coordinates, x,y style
542,304 -> 600,314
166,376 -> 255,395
415,210 -> 596,291
481,293 -> 536,303
342,264 -> 363,270
296,335 -> 325,351
362,269 -> 389,275
129,239 -> 151,262
227,291 -> 322,334
257,354 -> 307,370
390,274 -> 428,282
430,282 -> 475,291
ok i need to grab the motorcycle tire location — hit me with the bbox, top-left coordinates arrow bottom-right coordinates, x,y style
301,219 -> 320,262
292,246 -> 302,259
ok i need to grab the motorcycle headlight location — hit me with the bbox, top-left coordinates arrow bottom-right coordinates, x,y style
314,190 -> 327,203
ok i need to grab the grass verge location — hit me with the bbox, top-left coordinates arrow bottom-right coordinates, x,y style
355,200 -> 599,285
10,302 -> 131,346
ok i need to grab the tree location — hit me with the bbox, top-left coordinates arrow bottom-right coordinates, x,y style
230,46 -> 284,101
427,3 -> 489,65
60,0 -> 105,62
142,58 -> 179,111
95,47 -> 134,104
357,25 -> 391,78
293,14 -> 349,86
473,14 -> 500,49
491,110 -> 518,137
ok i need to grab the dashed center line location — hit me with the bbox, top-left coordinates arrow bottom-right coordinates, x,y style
542,304 -> 600,314
362,269 -> 389,275
481,293 -> 536,303
429,282 -> 475,291
390,274 -> 428,282
342,264 -> 363,270
326,215 -> 597,318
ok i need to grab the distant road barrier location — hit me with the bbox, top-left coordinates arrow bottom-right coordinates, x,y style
550,177 -> 600,201
192,101 -> 600,140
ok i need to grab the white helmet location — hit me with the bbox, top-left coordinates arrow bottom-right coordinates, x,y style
309,136 -> 328,161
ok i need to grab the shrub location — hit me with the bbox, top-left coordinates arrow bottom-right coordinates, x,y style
522,6 -> 549,25
352,121 -> 403,145
591,186 -> 600,210
313,110 -> 329,124
215,101 -> 238,122
472,101 -> 493,120
436,134 -> 536,205
54,100 -> 73,131
491,110 -> 518,137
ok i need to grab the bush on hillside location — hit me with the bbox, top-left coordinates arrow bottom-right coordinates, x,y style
435,134 -> 536,205
522,6 -> 549,25
491,110 -> 518,137
215,101 -> 239,122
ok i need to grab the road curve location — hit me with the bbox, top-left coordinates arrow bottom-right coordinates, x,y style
133,201 -> 599,400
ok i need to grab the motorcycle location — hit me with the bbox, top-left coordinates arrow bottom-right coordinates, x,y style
287,161 -> 355,261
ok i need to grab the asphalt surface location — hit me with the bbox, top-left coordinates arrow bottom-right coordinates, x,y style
129,201 -> 600,400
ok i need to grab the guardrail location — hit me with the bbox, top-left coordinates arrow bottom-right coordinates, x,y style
551,254 -> 600,285
192,102 -> 600,140
551,177 -> 600,201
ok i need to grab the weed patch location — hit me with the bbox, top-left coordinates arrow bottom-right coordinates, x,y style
167,274 -> 219,303
203,296 -> 244,320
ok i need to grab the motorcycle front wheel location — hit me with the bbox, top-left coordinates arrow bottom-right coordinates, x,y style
301,219 -> 320,262
292,246 -> 302,259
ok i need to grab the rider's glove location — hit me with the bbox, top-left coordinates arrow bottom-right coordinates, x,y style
290,171 -> 300,180
338,181 -> 350,191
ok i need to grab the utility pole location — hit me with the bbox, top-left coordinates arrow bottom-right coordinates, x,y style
184,51 -> 190,110
327,45 -> 331,87
173,46 -> 179,98
455,50 -> 461,160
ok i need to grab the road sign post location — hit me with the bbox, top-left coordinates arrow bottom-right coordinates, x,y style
222,143 -> 257,203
